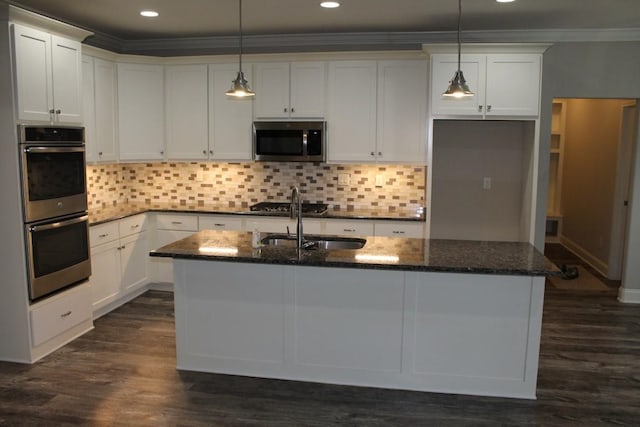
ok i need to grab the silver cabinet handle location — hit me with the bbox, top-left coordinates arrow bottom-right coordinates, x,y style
203,150 -> 207,155
60,310 -> 72,318
291,107 -> 295,113
55,109 -> 61,114
160,150 -> 164,155
171,221 -> 183,225
343,228 -> 355,232
214,223 -> 225,227
98,151 -> 103,156
478,105 -> 483,112
370,151 -> 375,156
284,107 -> 288,112
378,151 -> 382,156
392,230 -> 405,235
49,109 -> 55,114
487,105 -> 492,112
131,224 -> 140,229
209,150 -> 213,155
98,233 -> 109,238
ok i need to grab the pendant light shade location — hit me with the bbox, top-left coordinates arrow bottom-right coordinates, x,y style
443,0 -> 473,98
226,0 -> 255,98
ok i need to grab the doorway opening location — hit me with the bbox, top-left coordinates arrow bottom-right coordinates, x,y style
544,98 -> 638,289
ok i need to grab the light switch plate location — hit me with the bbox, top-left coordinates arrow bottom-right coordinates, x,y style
375,174 -> 385,187
483,177 -> 492,190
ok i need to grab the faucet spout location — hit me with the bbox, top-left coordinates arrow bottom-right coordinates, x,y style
290,186 -> 303,250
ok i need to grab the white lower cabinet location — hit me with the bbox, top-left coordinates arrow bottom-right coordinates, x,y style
198,214 -> 244,231
151,213 -> 199,284
30,283 -> 92,348
249,217 -> 322,235
88,214 -> 149,317
324,219 -> 375,236
374,221 -> 424,238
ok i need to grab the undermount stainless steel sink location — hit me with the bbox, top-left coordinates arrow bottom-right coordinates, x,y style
260,234 -> 366,250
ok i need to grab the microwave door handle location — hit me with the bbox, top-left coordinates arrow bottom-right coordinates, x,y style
302,131 -> 308,156
24,146 -> 85,154
29,215 -> 89,232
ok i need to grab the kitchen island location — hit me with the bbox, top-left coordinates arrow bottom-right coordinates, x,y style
151,230 -> 558,399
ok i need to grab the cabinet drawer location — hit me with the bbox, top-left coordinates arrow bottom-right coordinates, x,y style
30,285 -> 92,347
199,215 -> 244,231
324,220 -> 374,236
119,214 -> 147,237
89,221 -> 119,247
375,221 -> 424,238
156,214 -> 198,231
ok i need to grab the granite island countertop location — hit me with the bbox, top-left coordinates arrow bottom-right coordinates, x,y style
88,202 -> 425,225
150,229 -> 560,277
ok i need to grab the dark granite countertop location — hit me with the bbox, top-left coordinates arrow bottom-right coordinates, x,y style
88,202 -> 425,225
150,229 -> 559,277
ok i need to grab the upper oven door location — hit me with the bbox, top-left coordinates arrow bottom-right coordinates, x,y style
20,145 -> 88,223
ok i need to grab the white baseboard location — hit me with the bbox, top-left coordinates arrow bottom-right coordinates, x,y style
559,235 -> 609,277
148,282 -> 174,292
618,287 -> 640,304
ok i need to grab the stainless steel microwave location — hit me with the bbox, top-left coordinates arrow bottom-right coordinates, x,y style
253,121 -> 326,162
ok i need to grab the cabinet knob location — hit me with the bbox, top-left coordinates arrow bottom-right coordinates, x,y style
478,105 -> 483,112
284,107 -> 288,113
291,107 -> 295,113
370,151 -> 375,156
49,109 -> 55,115
98,151 -> 103,156
203,150 -> 207,155
160,150 -> 164,155
209,150 -> 213,155
378,152 -> 382,156
55,109 -> 61,114
487,105 -> 492,112
60,310 -> 72,318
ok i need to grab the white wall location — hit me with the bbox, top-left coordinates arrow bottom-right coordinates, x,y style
0,3 -> 32,361
538,42 -> 640,302
431,120 -> 533,242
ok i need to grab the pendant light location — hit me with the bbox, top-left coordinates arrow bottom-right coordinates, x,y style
443,0 -> 473,98
226,0 -> 255,98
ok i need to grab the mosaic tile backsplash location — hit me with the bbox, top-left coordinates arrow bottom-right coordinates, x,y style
87,162 -> 426,213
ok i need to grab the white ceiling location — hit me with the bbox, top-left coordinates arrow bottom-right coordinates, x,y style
7,0 -> 640,40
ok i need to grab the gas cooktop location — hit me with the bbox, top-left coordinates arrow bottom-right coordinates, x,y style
250,202 -> 328,215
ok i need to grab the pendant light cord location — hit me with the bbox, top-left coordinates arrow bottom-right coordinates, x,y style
457,0 -> 462,70
239,0 -> 244,73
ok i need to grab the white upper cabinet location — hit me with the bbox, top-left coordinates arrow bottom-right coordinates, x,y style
209,64 -> 254,160
12,23 -> 82,123
430,52 -> 541,118
165,64 -> 209,160
327,61 -> 378,162
328,60 -> 427,164
376,60 -> 427,163
117,63 -> 165,161
83,56 -> 117,162
254,62 -> 326,119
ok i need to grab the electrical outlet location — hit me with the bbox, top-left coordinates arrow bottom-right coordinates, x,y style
483,177 -> 491,190
196,170 -> 204,182
375,174 -> 385,187
338,173 -> 350,186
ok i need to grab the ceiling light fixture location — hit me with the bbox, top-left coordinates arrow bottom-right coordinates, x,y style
226,0 -> 255,98
140,10 -> 159,17
443,0 -> 473,99
320,1 -> 341,8
496,0 -> 516,3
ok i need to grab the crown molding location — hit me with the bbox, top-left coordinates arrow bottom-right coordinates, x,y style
8,5 -> 92,41
84,27 -> 640,57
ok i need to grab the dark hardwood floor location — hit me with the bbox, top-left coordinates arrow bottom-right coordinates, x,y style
1,262 -> 639,425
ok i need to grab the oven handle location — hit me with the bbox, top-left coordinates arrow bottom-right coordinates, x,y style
23,146 -> 85,154
29,215 -> 89,233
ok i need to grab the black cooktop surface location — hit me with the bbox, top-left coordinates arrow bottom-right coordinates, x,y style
250,202 -> 328,215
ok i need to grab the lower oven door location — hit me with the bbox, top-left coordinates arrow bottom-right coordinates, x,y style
26,213 -> 91,301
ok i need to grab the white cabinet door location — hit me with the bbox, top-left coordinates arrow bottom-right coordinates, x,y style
117,63 -> 165,161
165,64 -> 209,160
485,54 -> 541,116
50,35 -> 82,123
209,64 -> 254,160
327,61 -> 378,162
84,57 -> 118,162
289,62 -> 326,118
377,60 -> 427,163
430,54 -> 484,117
120,231 -> 149,292
254,62 -> 290,118
89,240 -> 121,311
12,24 -> 53,122
199,215 -> 245,231
82,55 -> 96,161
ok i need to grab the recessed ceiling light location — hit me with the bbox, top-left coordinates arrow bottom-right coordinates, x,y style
320,2 -> 340,8
496,0 -> 515,3
140,10 -> 159,17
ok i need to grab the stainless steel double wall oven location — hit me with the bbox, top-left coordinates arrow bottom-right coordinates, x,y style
19,125 -> 91,301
